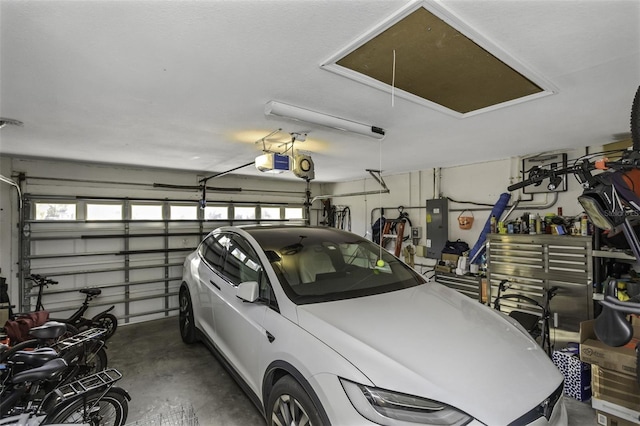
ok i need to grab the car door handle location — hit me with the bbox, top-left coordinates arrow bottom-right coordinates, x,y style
266,331 -> 275,343
209,280 -> 221,291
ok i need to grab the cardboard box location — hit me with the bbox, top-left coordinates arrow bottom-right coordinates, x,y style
592,365 -> 640,411
580,320 -> 640,376
552,347 -> 591,401
435,265 -> 452,273
597,409 -> 640,426
593,398 -> 640,424
441,253 -> 459,266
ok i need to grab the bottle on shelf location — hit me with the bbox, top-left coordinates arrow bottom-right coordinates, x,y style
581,214 -> 589,236
529,214 -> 536,235
490,215 -> 497,233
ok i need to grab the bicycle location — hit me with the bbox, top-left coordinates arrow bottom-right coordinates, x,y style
509,84 -> 640,348
493,280 -> 559,356
28,275 -> 118,341
1,322 -> 109,402
1,357 -> 129,425
1,321 -> 71,363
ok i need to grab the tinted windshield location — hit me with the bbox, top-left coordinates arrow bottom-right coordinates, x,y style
247,226 -> 425,304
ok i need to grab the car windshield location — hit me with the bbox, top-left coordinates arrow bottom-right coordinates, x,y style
247,226 -> 426,304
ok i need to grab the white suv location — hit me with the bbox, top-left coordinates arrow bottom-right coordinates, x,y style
180,225 -> 567,426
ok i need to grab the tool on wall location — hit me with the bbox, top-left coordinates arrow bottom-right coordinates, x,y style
381,215 -> 406,257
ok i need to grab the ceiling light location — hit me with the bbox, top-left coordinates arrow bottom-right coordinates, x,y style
265,101 -> 385,139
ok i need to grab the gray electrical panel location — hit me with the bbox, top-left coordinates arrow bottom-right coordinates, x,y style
426,198 -> 448,259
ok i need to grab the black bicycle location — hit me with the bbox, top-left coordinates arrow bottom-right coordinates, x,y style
28,274 -> 118,341
1,358 -> 129,425
510,85 -> 640,348
1,323 -> 109,399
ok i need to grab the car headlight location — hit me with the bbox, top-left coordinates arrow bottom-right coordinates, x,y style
340,378 -> 473,425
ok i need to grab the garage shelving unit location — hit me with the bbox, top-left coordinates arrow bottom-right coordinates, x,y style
486,233 -> 594,349
434,271 -> 483,302
19,194 -> 305,324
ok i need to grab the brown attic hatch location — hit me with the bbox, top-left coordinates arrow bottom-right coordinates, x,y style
323,2 -> 554,116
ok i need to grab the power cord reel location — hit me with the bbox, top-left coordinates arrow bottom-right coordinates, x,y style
293,154 -> 314,180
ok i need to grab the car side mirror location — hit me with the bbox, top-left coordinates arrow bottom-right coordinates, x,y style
237,281 -> 259,302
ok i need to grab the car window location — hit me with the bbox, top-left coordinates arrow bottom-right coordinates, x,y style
223,234 -> 279,310
200,233 -> 231,271
250,227 -> 426,305
222,235 -> 259,285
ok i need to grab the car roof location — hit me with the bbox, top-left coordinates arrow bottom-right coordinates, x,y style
230,225 -> 361,251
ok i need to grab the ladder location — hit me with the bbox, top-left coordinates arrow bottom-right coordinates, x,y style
382,219 -> 406,257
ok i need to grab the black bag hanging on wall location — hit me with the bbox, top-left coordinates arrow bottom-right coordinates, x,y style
372,216 -> 386,245
441,239 -> 469,255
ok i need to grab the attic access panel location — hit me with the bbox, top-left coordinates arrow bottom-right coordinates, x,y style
322,1 -> 555,117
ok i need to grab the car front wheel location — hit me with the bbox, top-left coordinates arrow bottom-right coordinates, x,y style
267,376 -> 323,426
179,286 -> 197,344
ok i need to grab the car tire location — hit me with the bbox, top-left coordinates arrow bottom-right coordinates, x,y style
267,375 -> 323,426
179,286 -> 197,344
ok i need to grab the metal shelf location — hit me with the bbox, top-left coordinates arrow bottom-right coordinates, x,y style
435,272 -> 483,302
592,249 -> 636,261
486,234 -> 593,349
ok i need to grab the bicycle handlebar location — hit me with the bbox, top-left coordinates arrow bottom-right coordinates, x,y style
28,274 -> 58,286
508,155 -> 640,192
507,178 -> 540,192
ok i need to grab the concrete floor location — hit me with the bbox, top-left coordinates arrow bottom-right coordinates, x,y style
108,316 -> 597,426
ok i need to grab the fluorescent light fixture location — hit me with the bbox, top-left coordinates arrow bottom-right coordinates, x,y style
265,101 -> 385,139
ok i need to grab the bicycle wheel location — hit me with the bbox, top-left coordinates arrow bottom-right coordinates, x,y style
43,388 -> 129,426
55,345 -> 108,389
85,347 -> 108,375
93,314 -> 118,340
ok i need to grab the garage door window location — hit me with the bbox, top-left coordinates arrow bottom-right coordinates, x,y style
171,205 -> 197,220
86,203 -> 122,221
261,207 -> 281,220
204,206 -> 228,220
235,206 -> 256,220
285,207 -> 303,220
35,203 -> 77,220
131,204 -> 163,220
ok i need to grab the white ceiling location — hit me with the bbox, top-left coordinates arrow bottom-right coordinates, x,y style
1,0 -> 639,183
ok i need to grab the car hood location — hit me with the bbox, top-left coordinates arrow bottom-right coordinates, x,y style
297,282 -> 563,425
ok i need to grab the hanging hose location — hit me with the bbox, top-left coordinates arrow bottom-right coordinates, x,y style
335,206 -> 351,231
390,208 -> 412,242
